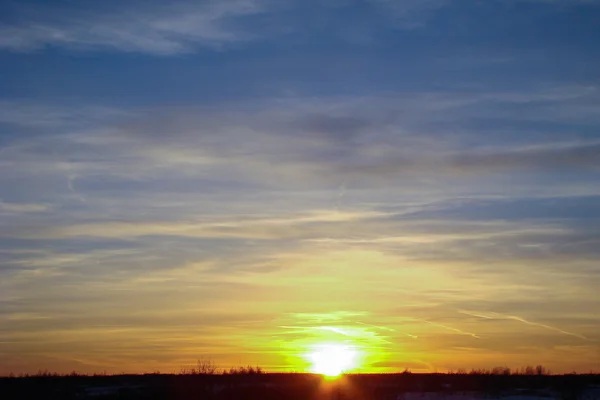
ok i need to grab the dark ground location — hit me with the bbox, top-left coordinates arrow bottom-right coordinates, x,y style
1,372 -> 598,400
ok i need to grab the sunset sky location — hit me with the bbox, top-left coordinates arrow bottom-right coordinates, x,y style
1,0 -> 599,375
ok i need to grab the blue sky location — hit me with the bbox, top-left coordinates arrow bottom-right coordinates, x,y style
1,0 -> 599,374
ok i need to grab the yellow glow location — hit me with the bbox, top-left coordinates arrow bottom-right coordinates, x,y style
306,343 -> 358,377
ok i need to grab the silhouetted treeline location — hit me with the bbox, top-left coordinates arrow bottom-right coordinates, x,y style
1,371 -> 599,400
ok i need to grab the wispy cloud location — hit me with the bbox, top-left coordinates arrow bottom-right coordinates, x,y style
417,319 -> 480,339
3,87 -> 597,192
1,0 -> 598,55
0,0 -> 266,54
0,0 -> 459,55
1,14 -> 600,372
459,310 -> 590,341
0,201 -> 49,214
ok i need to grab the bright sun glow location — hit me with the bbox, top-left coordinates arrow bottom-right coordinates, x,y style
307,344 -> 358,377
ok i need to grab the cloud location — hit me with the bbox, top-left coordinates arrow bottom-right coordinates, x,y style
0,100 -> 134,129
2,0 -> 599,56
0,0 -> 448,54
328,142 -> 600,181
1,86 -> 599,374
3,210 -> 389,241
4,87 -> 596,194
0,0 -> 266,54
458,310 -> 590,341
1,90 -> 599,273
450,142 -> 600,172
0,201 -> 49,213
416,319 -> 480,339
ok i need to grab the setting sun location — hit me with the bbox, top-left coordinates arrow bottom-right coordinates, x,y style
306,344 -> 358,377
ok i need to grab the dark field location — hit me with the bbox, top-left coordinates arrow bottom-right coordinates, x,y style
1,373 -> 599,400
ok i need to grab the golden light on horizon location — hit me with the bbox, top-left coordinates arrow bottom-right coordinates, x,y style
305,343 -> 359,377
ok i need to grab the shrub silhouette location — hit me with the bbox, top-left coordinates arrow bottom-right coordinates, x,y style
181,358 -> 219,375
224,365 -> 263,375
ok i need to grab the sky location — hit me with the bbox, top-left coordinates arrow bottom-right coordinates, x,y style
0,0 -> 599,375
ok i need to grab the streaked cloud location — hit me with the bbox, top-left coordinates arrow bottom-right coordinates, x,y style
458,310 -> 591,341
0,201 -> 49,214
3,0 -> 597,55
0,0 -> 266,54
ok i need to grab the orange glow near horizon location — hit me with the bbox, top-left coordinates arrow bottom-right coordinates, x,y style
2,246 -> 598,375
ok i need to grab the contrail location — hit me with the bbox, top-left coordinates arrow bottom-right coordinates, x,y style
458,310 -> 589,341
278,325 -> 354,337
278,324 -> 396,344
67,174 -> 86,202
335,179 -> 347,212
419,319 -> 480,339
356,321 -> 418,339
356,321 -> 396,332
318,326 -> 351,336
